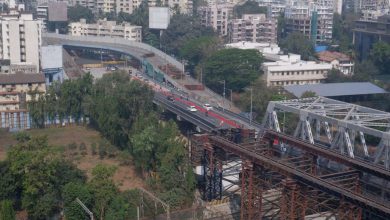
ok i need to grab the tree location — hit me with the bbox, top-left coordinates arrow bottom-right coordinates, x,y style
0,162 -> 21,202
89,71 -> 154,149
236,79 -> 290,121
301,91 -> 317,98
0,200 -> 15,220
7,136 -> 85,219
62,182 -> 93,220
68,5 -> 95,23
233,1 -> 267,18
88,164 -> 118,220
179,36 -> 221,74
332,12 -> 357,55
203,48 -> 263,92
161,14 -> 215,55
280,32 -> 316,60
371,42 -> 390,75
277,13 -> 287,43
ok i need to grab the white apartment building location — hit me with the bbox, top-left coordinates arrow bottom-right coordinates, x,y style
0,13 -> 42,72
263,58 -> 332,87
69,19 -> 142,42
198,3 -> 234,36
229,14 -> 277,43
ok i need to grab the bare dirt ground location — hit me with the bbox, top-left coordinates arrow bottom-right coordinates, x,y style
0,126 -> 144,191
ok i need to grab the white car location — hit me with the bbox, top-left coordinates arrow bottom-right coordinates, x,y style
187,106 -> 197,112
203,103 -> 213,111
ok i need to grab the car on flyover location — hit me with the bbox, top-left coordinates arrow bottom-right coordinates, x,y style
187,106 -> 197,112
203,103 -> 213,111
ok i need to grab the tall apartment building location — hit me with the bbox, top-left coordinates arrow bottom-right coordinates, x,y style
0,13 -> 42,72
69,18 -> 142,42
285,1 -> 333,44
258,0 -> 286,18
198,3 -> 234,36
229,14 -> 277,43
72,0 -> 96,11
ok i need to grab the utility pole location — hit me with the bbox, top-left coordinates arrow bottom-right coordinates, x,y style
75,198 -> 94,220
250,87 -> 253,125
222,80 -> 226,112
229,89 -> 233,104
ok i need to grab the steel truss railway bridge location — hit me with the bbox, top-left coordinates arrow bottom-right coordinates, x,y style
44,34 -> 390,219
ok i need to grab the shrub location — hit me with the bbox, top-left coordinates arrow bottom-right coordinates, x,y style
91,142 -> 97,155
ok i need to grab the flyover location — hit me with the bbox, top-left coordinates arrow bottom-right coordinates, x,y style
43,33 -> 259,132
43,33 -> 235,111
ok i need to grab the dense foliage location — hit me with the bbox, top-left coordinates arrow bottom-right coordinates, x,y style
280,32 -> 316,60
68,5 -> 95,23
203,48 -> 263,92
371,42 -> 390,75
161,14 -> 215,55
23,71 -> 196,218
233,1 -> 267,18
179,36 -> 221,77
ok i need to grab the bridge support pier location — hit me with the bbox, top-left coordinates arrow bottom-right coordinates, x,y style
201,144 -> 222,201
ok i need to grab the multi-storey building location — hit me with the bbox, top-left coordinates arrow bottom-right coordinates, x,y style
69,18 -> 142,42
71,0 -> 192,14
116,0 -> 133,14
229,14 -> 277,43
72,0 -> 96,11
285,1 -> 333,44
353,15 -> 390,59
0,73 -> 46,111
198,3 -> 234,36
258,0 -> 286,18
0,13 -> 42,72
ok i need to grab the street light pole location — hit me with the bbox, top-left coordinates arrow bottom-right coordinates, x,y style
222,80 -> 226,112
229,89 -> 233,104
250,87 -> 253,125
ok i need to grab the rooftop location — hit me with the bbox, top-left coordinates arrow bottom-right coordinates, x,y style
284,82 -> 387,98
317,51 -> 351,62
0,73 -> 45,85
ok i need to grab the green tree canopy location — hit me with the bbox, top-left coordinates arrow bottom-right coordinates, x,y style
89,71 -> 154,149
301,91 -> 317,98
203,48 -> 263,92
280,32 -> 316,60
161,14 -> 215,55
371,42 -> 390,75
6,136 -> 86,219
179,36 -> 221,74
68,5 -> 95,23
0,200 -> 15,220
233,1 -> 267,18
89,164 -> 118,220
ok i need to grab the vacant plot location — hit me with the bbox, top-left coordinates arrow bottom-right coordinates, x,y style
0,126 -> 144,191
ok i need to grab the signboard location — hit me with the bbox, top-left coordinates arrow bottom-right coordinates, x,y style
149,7 -> 170,30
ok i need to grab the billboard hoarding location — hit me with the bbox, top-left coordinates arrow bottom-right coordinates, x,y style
149,7 -> 170,30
